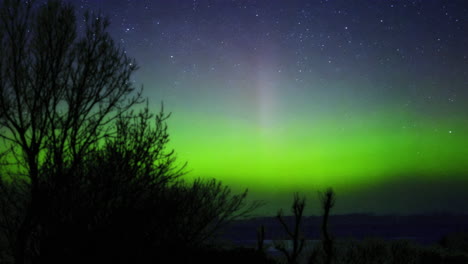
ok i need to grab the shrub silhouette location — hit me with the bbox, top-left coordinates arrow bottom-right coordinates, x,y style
439,232 -> 468,254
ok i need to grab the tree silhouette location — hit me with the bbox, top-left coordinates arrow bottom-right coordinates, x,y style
0,1 -> 259,263
275,193 -> 306,264
0,1 -> 142,261
319,188 -> 336,264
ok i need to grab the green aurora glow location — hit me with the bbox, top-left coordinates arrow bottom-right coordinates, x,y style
168,108 -> 468,191
7,0 -> 467,214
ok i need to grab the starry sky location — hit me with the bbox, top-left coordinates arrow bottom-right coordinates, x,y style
70,0 -> 468,215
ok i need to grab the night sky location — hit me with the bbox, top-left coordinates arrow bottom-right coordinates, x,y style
70,0 -> 468,215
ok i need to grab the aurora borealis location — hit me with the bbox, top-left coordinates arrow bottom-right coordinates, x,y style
73,0 -> 468,214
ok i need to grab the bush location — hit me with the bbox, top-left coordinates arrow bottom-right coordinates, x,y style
439,232 -> 468,254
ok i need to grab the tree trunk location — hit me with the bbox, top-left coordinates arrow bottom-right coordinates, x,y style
14,204 -> 33,264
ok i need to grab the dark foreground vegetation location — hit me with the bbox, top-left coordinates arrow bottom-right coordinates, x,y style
0,1 -> 259,263
224,208 -> 468,264
0,1 -> 467,263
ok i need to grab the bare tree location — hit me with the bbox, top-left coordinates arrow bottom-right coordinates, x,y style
0,1 -> 260,263
257,224 -> 266,254
319,188 -> 336,264
275,193 -> 306,264
0,0 -> 141,262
